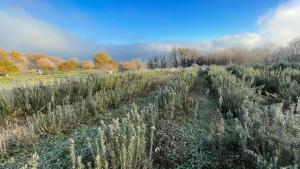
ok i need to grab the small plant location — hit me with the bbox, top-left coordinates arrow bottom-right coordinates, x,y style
157,71 -> 198,119
20,153 -> 39,169
208,66 -> 259,117
20,104 -> 158,169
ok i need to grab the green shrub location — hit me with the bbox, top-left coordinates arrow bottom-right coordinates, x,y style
21,105 -> 158,169
0,70 -> 174,155
208,66 -> 259,118
232,99 -> 300,167
157,71 -> 198,119
0,71 -> 172,117
232,67 -> 300,104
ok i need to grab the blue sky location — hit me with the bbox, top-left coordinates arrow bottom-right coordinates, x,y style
0,0 -> 299,60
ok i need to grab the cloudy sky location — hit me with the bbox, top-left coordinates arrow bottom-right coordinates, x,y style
0,0 -> 299,60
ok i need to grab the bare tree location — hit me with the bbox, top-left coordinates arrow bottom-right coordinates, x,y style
159,54 -> 167,68
169,47 -> 180,68
178,48 -> 201,67
287,37 -> 300,62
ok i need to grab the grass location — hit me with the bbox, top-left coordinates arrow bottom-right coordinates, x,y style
0,70 -> 98,88
0,79 -> 163,168
0,66 -> 299,169
0,78 -> 12,85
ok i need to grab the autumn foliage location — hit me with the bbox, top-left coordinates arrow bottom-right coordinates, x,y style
121,60 -> 143,70
80,61 -> 95,69
0,60 -> 19,73
0,49 -> 9,60
94,52 -> 119,70
0,49 -> 123,73
58,60 -> 79,71
35,57 -> 56,70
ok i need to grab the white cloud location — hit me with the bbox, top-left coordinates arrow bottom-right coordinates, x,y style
0,8 -> 95,58
126,0 -> 300,56
258,0 -> 300,45
204,0 -> 300,49
212,33 -> 262,48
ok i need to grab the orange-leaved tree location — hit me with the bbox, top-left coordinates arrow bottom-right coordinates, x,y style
58,60 -> 79,71
94,52 -> 119,70
121,59 -> 144,70
35,57 -> 56,71
0,60 -> 19,73
0,49 -> 9,60
81,61 -> 95,69
51,57 -> 64,66
11,51 -> 24,62
10,51 -> 30,71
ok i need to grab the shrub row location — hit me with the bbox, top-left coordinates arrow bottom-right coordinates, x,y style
0,71 -> 172,117
21,105 -> 158,169
0,70 -> 173,156
207,65 -> 300,168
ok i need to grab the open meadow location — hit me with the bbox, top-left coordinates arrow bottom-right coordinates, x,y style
0,0 -> 300,168
0,64 -> 299,169
0,70 -> 103,88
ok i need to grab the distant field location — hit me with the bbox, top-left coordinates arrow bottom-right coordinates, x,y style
0,70 -> 100,87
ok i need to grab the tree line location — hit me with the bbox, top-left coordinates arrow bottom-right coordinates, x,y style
1,37 -> 299,73
0,50 -> 144,74
148,37 -> 300,69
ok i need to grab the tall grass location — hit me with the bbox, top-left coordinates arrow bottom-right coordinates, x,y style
207,65 -> 300,168
9,69 -> 199,168
0,70 -> 173,155
230,99 -> 300,168
0,71 -> 172,117
22,104 -> 158,169
207,66 -> 259,117
229,65 -> 300,106
3,65 -> 300,168
157,71 -> 198,119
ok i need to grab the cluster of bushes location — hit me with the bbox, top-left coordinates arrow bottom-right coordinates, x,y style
147,47 -> 272,69
120,59 -> 144,71
0,71 -> 172,118
0,69 -> 199,168
58,60 -> 80,72
0,60 -> 19,74
0,70 -> 173,156
80,61 -> 95,69
0,49 -> 146,74
157,70 -> 198,119
19,104 -> 157,169
207,66 -> 260,117
94,52 -> 119,71
228,65 -> 300,106
206,65 -> 300,168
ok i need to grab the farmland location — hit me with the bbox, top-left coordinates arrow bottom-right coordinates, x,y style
0,64 -> 299,169
0,71 -> 91,87
1,0 -> 300,168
